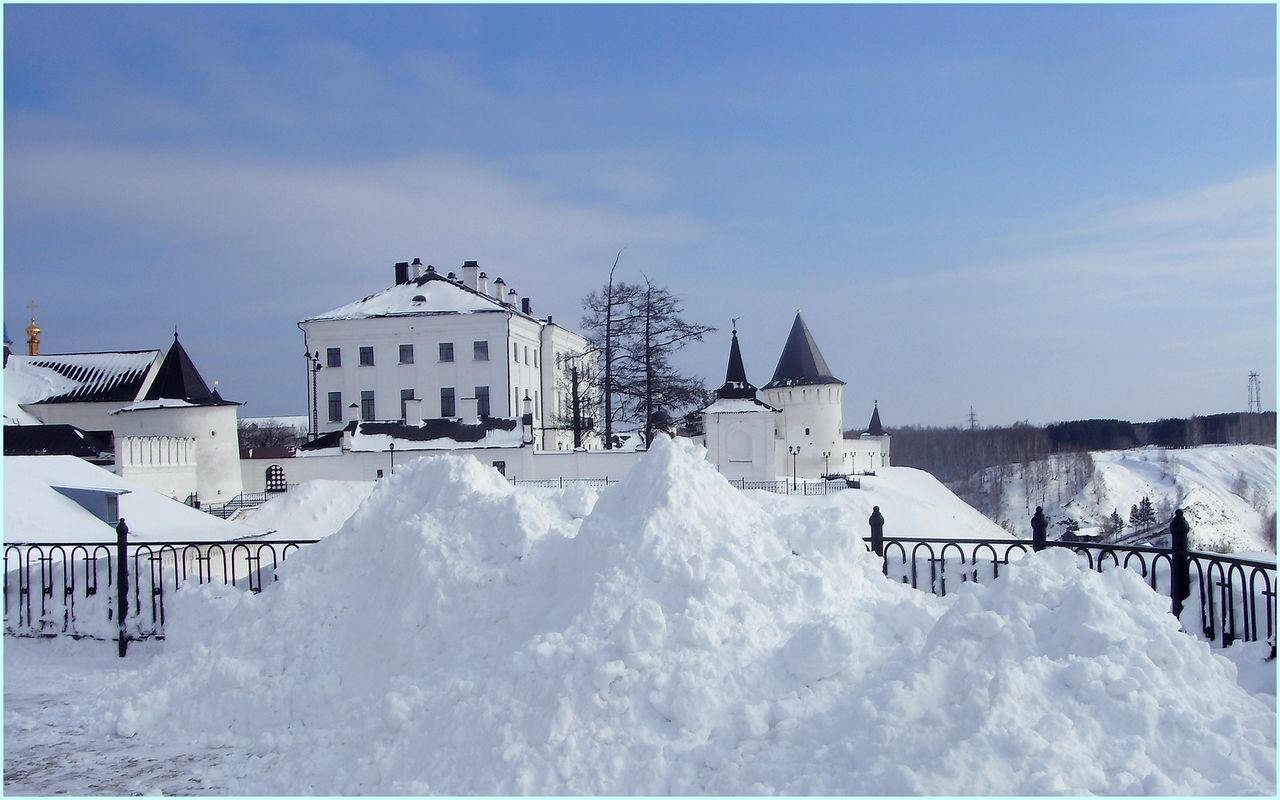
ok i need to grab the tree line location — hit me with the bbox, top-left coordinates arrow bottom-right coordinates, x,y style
885,412 -> 1276,483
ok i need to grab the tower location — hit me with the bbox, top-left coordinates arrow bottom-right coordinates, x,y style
701,325 -> 779,481
25,301 -> 41,356
761,312 -> 846,479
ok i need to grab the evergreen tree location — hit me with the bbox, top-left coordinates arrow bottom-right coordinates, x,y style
1108,509 -> 1125,539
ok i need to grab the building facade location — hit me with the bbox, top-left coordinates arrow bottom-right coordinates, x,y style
299,259 -> 594,451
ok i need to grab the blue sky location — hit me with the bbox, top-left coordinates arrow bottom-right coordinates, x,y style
4,4 -> 1275,426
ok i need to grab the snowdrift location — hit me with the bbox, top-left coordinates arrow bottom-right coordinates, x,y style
234,478 -> 375,539
106,437 -> 1275,795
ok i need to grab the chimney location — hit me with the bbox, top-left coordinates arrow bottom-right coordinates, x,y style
447,271 -> 457,281
478,271 -> 489,295
459,395 -> 480,423
410,257 -> 423,280
462,261 -> 480,290
492,277 -> 507,302
393,261 -> 410,285
522,394 -> 534,445
346,402 -> 360,424
520,297 -> 532,315
507,287 -> 519,311
404,398 -> 423,425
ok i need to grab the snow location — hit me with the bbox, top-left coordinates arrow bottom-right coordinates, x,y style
4,359 -> 76,423
350,423 -> 525,452
69,436 -> 1272,794
702,398 -> 777,414
5,351 -> 159,404
112,398 -> 197,413
968,444 -> 1276,552
3,456 -> 265,543
234,479 -> 375,539
306,274 -> 512,320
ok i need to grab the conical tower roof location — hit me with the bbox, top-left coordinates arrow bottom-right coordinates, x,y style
716,330 -> 759,400
143,333 -> 236,405
763,312 -> 844,389
866,401 -> 884,436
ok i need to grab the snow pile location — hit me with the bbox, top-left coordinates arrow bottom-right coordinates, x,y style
104,437 -> 1274,794
235,479 -> 376,539
964,445 -> 1276,552
3,455 -> 264,543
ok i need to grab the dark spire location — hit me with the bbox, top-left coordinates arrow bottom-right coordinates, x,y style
716,330 -> 759,400
866,401 -> 884,436
763,312 -> 844,389
143,336 -> 232,405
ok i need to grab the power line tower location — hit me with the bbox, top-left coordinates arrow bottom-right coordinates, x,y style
1247,372 -> 1262,413
967,406 -> 979,430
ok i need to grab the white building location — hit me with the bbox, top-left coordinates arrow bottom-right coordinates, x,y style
703,312 -> 890,481
6,334 -> 244,503
299,259 -> 594,451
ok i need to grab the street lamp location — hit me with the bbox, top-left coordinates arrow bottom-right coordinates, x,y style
822,451 -> 832,477
304,350 -> 323,440
389,441 -> 395,475
788,445 -> 800,492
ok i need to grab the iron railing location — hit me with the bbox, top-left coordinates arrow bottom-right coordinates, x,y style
868,535 -> 1276,655
4,536 -> 317,653
729,478 -> 859,494
509,477 -> 616,488
198,487 -> 295,519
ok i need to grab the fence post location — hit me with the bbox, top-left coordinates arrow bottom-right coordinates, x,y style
1169,509 -> 1190,622
868,506 -> 884,558
1031,506 -> 1047,552
115,518 -> 129,658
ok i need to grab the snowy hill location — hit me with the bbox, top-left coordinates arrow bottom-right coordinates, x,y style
97,438 -> 1273,794
954,444 -> 1276,553
234,479 -> 375,539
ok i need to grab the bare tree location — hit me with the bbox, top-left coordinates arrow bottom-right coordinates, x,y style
580,250 -> 642,448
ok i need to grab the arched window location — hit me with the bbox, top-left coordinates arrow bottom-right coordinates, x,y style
265,464 -> 287,492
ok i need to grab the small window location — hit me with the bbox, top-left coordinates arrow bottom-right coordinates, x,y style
326,347 -> 341,368
399,344 -> 414,364
361,390 -> 375,420
327,391 -> 342,422
473,340 -> 488,361
400,388 -> 415,419
439,342 -> 454,362
534,349 -> 539,368
265,465 -> 287,492
440,387 -> 455,418
524,345 -> 530,365
805,427 -> 811,436
377,469 -> 384,479
359,346 -> 375,366
475,386 -> 490,417
491,460 -> 506,477
513,343 -> 520,362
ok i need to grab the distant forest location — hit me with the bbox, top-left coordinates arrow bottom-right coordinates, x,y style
873,412 -> 1276,483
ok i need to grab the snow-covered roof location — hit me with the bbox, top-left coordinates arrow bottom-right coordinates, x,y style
305,271 -> 536,322
299,416 -> 526,453
9,351 -> 161,404
703,398 -> 779,414
112,398 -> 198,414
3,455 -> 266,543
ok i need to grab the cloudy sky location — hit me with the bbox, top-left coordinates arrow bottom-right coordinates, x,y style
4,4 -> 1275,427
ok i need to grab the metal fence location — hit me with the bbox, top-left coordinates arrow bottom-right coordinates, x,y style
728,478 -> 859,494
868,535 -> 1276,655
509,477 -> 617,489
5,525 -> 1273,659
4,530 -> 317,655
197,487 -> 295,519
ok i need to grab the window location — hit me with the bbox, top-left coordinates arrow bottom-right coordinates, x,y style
491,460 -> 506,477
534,349 -> 539,368
473,340 -> 489,361
535,390 -> 540,419
265,465 -> 288,492
524,345 -> 530,365
359,346 -> 375,366
475,386 -> 490,417
399,344 -> 414,364
439,342 -> 454,362
440,387 -> 455,418
400,388 -> 415,419
361,390 -> 375,420
326,347 -> 341,368
327,391 -> 342,422
513,342 -> 520,362
515,386 -> 520,412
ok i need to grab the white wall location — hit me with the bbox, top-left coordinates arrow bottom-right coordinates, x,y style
764,384 -> 847,478
112,405 -> 243,501
26,400 -> 131,432
703,410 -> 778,481
116,435 -> 198,500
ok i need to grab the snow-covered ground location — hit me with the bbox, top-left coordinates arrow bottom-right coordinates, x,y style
5,436 -> 1271,795
234,478 -> 375,539
958,444 -> 1276,552
4,455 -> 266,543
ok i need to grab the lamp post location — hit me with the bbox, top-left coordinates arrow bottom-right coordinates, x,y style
305,350 -> 322,440
822,451 -> 831,477
389,441 -> 395,475
788,445 -> 800,491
